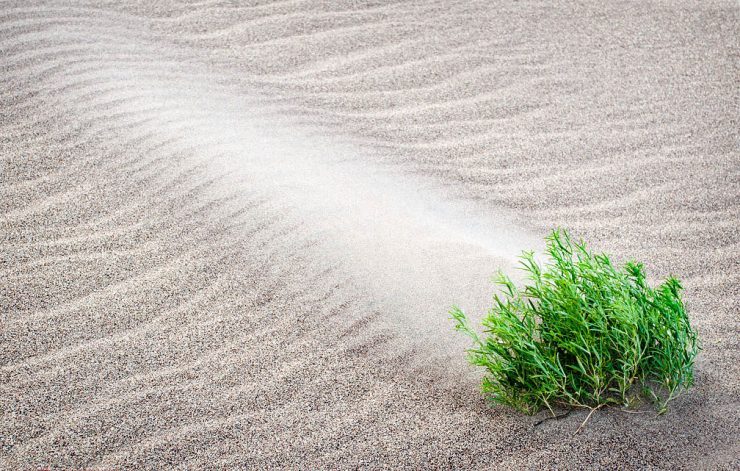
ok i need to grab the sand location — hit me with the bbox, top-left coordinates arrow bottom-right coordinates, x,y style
1,0 -> 738,469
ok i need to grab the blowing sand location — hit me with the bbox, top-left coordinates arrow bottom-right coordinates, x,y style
1,1 -> 739,469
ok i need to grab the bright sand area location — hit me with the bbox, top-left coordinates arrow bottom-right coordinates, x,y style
1,1 -> 738,469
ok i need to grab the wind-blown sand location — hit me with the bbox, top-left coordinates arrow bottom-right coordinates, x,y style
1,1 -> 738,469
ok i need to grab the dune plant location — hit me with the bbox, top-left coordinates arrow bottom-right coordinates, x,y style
451,229 -> 699,428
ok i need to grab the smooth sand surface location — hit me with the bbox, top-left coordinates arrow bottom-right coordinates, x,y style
1,1 -> 738,469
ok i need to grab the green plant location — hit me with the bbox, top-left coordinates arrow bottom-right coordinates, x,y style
451,229 -> 699,425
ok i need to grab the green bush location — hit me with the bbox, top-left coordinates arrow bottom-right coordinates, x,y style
451,229 -> 699,420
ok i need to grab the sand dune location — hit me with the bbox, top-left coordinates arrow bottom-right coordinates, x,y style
1,1 -> 738,469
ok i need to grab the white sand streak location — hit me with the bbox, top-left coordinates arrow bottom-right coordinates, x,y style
106,68 -> 542,350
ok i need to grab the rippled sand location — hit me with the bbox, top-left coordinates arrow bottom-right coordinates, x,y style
1,1 -> 738,469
